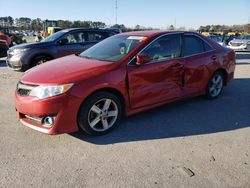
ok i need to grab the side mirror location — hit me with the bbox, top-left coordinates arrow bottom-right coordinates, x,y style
136,54 -> 151,65
58,38 -> 68,45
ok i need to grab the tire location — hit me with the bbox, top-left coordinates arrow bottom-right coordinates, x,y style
78,91 -> 122,136
32,56 -> 51,67
0,45 -> 8,57
205,71 -> 224,99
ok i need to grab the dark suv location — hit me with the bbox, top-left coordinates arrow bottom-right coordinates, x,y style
6,28 -> 120,71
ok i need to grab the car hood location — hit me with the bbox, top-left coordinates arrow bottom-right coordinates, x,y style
20,55 -> 116,85
230,39 -> 249,44
10,41 -> 53,50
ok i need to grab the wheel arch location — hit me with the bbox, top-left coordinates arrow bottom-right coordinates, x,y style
29,53 -> 54,66
214,68 -> 228,85
78,87 -> 127,117
76,87 -> 126,134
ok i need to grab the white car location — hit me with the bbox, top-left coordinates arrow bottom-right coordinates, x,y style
227,35 -> 250,51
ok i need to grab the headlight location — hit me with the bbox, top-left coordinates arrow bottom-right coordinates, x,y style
29,83 -> 74,99
10,48 -> 29,55
242,43 -> 247,47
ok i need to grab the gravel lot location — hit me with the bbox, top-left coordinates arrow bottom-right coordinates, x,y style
0,53 -> 249,188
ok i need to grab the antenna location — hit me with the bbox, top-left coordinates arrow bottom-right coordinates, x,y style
115,0 -> 118,25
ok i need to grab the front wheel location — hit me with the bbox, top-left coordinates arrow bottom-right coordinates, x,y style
78,91 -> 122,135
205,71 -> 224,99
32,56 -> 51,67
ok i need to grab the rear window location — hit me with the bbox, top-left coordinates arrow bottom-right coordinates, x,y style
183,35 -> 212,56
204,41 -> 213,51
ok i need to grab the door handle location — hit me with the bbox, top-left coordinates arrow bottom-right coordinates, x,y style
211,55 -> 217,60
171,63 -> 184,69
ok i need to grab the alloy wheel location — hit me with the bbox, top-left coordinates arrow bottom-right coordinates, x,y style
36,59 -> 48,65
87,98 -> 118,132
208,74 -> 223,97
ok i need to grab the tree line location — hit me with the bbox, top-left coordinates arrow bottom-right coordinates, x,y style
0,16 -> 107,31
0,16 -> 249,33
199,24 -> 250,33
0,16 -> 156,32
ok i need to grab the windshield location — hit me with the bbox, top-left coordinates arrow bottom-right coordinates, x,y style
41,30 -> 66,42
79,35 -> 147,62
240,35 -> 250,40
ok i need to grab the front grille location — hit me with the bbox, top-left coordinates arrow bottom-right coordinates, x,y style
230,42 -> 243,47
17,82 -> 36,96
25,115 -> 43,124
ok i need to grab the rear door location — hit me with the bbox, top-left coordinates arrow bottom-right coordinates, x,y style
182,34 -> 217,96
127,33 -> 185,109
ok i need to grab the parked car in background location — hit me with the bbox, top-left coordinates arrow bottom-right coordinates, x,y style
227,34 -> 250,51
0,32 -> 13,46
0,39 -> 9,57
206,34 -> 240,46
15,31 -> 236,135
208,35 -> 224,46
6,28 -> 121,71
223,34 -> 238,45
0,27 -> 25,44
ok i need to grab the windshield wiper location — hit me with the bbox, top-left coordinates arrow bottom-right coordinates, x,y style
81,55 -> 94,60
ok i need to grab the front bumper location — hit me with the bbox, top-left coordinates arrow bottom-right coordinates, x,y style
6,59 -> 23,70
15,91 -> 81,135
6,50 -> 31,71
6,53 -> 23,70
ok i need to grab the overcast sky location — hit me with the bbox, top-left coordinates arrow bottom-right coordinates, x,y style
0,0 -> 249,29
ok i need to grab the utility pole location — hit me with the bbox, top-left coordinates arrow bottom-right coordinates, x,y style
115,0 -> 118,25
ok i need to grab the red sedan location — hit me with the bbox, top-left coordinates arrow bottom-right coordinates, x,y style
15,31 -> 236,135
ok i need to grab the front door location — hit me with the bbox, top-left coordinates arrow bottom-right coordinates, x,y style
127,33 -> 185,109
55,31 -> 89,57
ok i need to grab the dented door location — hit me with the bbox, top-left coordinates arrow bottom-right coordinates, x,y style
127,58 -> 185,109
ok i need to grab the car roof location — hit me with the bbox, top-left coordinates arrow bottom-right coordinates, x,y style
61,28 -> 119,32
119,30 -> 197,37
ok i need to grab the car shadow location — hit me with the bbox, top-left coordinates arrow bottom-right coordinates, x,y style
69,78 -> 250,145
236,62 -> 250,65
236,52 -> 250,65
236,52 -> 250,60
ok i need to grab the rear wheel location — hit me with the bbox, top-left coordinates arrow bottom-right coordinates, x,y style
78,91 -> 122,135
205,71 -> 224,99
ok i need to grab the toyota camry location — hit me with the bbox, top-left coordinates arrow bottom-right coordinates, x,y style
15,31 -> 236,135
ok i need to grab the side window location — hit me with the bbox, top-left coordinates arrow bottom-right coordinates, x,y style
183,35 -> 212,56
141,34 -> 181,61
87,32 -> 108,41
59,32 -> 87,44
204,42 -> 213,51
